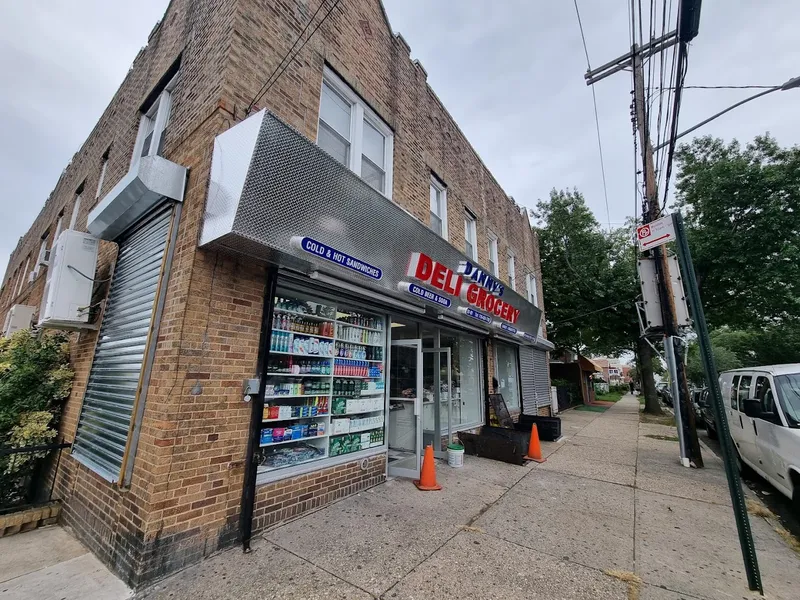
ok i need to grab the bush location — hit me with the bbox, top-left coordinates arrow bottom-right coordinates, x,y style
0,329 -> 73,441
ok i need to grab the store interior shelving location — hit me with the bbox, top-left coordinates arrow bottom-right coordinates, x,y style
258,294 -> 387,474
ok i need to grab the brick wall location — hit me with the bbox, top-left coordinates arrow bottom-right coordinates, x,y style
0,0 -> 549,587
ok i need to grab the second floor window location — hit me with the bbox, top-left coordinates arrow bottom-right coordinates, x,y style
527,273 -> 539,308
464,212 -> 477,260
96,147 -> 110,199
487,235 -> 498,277
132,75 -> 177,168
429,177 -> 448,238
317,68 -> 393,198
507,253 -> 516,290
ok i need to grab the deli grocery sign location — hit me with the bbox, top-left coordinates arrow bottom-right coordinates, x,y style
402,252 -> 521,324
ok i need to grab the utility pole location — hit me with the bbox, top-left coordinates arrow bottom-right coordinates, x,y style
631,49 -> 703,467
585,32 -> 703,468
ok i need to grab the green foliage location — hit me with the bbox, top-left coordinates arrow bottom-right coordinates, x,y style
686,338 -> 742,386
0,329 -> 73,442
675,135 -> 800,329
534,189 -> 639,356
3,412 -> 57,474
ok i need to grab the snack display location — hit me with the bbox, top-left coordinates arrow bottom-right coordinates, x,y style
260,292 -> 388,476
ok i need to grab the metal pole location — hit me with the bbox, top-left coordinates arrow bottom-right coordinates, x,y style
672,213 -> 762,593
664,337 -> 689,465
240,265 -> 279,552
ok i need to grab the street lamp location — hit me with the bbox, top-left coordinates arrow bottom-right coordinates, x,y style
654,75 -> 800,151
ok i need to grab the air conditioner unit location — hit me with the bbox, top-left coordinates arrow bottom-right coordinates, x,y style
3,304 -> 37,337
38,230 -> 100,330
38,250 -> 51,268
28,271 -> 36,283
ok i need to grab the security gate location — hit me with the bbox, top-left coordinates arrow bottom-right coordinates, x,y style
73,203 -> 175,483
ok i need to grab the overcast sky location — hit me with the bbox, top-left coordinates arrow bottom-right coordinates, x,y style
2,0 -> 799,277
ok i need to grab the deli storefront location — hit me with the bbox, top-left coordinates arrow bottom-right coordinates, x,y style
200,110 -> 546,501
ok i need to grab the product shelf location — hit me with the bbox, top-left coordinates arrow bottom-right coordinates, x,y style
272,328 -> 334,341
271,350 -> 334,358
260,434 -> 329,448
274,307 -> 335,323
259,453 -> 328,473
334,340 -> 384,347
334,357 -> 383,363
263,414 -> 330,423
266,372 -> 331,378
335,321 -> 384,333
331,408 -> 384,417
263,393 -> 332,400
335,375 -> 384,379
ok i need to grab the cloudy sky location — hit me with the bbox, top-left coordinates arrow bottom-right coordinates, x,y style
2,0 -> 799,277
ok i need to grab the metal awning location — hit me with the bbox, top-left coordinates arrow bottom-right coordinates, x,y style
87,155 -> 186,241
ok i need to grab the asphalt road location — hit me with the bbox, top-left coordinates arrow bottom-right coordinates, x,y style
698,428 -> 800,539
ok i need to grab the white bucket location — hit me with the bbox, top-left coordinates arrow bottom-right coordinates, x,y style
447,445 -> 465,468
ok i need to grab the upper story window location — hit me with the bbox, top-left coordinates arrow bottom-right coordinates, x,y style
429,176 -> 448,239
69,185 -> 83,231
132,75 -> 177,168
487,234 -> 499,277
507,253 -> 516,290
317,68 -> 393,198
96,147 -> 111,198
464,211 -> 477,260
527,273 -> 539,308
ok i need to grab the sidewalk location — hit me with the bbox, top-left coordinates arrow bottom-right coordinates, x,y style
136,395 -> 800,600
7,396 -> 798,599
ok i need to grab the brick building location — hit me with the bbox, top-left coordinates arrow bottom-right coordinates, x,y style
0,0 -> 552,586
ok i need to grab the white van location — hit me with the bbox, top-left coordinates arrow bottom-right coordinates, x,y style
720,365 -> 800,508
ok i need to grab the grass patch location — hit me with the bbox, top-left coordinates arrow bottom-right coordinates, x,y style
638,396 -> 646,405
644,434 -> 679,442
575,404 -> 610,412
640,413 -> 676,426
746,498 -> 775,519
604,569 -> 642,600
595,390 -> 625,403
775,526 -> 800,556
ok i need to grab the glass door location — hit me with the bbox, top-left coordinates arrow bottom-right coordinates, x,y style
422,347 -> 452,459
388,340 -> 422,478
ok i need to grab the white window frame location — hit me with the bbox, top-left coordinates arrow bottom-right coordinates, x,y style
131,75 -> 177,169
527,273 -> 539,308
507,252 -> 516,291
318,67 -> 394,200
464,211 -> 477,260
17,256 -> 30,295
429,176 -> 448,239
96,149 -> 110,199
32,238 -> 48,278
69,193 -> 82,230
53,215 -> 64,243
487,233 -> 499,277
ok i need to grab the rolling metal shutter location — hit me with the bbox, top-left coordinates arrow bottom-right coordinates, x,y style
72,204 -> 174,482
520,346 -> 537,414
532,349 -> 551,407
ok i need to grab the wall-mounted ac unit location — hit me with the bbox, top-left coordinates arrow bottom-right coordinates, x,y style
3,304 -> 37,337
38,230 -> 100,330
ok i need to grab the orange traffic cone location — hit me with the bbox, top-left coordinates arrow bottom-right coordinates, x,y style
524,423 -> 546,463
414,444 -> 442,491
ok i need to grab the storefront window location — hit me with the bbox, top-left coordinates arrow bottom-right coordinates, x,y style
259,288 -> 386,476
495,342 -> 521,410
441,332 -> 483,429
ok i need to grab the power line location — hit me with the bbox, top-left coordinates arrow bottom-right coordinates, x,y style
573,0 -> 613,232
554,298 -> 637,325
246,0 -> 343,115
676,84 -> 777,89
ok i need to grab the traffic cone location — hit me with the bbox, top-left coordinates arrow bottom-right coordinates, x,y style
524,423 -> 546,463
414,444 -> 442,491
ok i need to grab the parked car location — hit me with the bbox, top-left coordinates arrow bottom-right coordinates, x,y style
696,388 -> 719,439
656,381 -> 673,407
720,365 -> 800,509
691,388 -> 706,429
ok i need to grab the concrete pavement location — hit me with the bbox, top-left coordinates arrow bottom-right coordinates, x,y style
5,395 -> 798,599
135,395 -> 800,599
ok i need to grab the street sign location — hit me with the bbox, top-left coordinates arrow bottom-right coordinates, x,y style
637,215 -> 676,250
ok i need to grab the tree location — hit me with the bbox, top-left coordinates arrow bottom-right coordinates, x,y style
534,189 -> 638,356
674,134 -> 800,329
535,190 -> 662,413
686,339 -> 741,387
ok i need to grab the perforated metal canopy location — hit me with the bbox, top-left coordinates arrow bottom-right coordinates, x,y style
200,110 -> 543,340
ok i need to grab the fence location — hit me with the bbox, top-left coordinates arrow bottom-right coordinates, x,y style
0,442 -> 71,515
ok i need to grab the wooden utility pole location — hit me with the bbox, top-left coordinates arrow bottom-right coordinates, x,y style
631,48 -> 703,467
